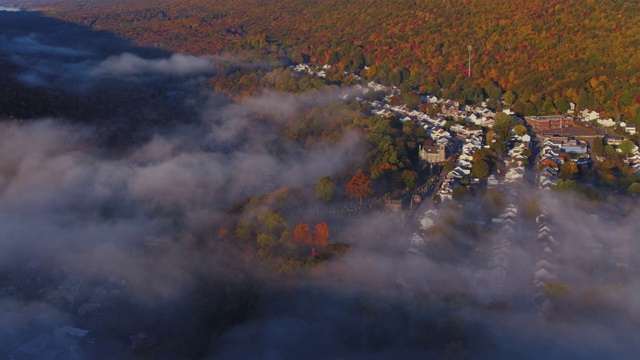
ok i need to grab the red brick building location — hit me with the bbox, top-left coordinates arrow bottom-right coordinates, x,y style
524,115 -> 574,132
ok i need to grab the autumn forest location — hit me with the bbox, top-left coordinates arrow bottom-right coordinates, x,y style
26,0 -> 640,122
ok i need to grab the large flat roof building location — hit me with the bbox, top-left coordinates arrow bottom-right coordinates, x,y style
538,125 -> 603,140
525,115 -> 574,132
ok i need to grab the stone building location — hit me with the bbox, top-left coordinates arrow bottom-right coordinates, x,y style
419,143 -> 446,163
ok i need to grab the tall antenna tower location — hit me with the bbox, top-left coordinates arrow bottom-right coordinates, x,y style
467,45 -> 472,78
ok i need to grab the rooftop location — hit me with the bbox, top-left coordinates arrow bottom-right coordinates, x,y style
539,126 -> 603,138
525,115 -> 572,121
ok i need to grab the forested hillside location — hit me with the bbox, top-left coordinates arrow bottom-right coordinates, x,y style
18,0 -> 640,121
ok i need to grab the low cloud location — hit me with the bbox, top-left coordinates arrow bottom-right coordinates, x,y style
0,6 -> 21,12
0,90 -> 365,299
92,52 -> 216,76
208,189 -> 640,359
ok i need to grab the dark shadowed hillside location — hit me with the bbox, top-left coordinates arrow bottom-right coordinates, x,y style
0,9 -> 210,147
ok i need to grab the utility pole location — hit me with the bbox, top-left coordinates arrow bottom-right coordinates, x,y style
467,45 -> 472,78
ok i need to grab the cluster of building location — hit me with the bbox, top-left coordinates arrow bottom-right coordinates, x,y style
598,134 -> 640,174
537,137 -> 592,189
604,139 -> 640,175
407,107 -> 640,318
294,63 -> 503,163
290,63 -> 337,79
357,85 -> 507,205
436,99 -> 500,128
528,112 -> 640,177
578,109 -> 637,134
413,186 -> 528,305
434,111 -> 529,200
412,133 -> 530,301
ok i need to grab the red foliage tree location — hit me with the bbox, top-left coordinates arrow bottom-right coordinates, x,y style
346,173 -> 374,205
313,222 -> 330,247
293,222 -> 311,244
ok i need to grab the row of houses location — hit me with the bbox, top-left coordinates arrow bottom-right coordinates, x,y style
435,135 -> 484,201
412,192 -> 526,305
537,140 -> 565,190
531,209 -> 560,315
475,144 -> 528,302
623,146 -> 640,175
369,89 -> 499,137
538,166 -> 558,190
501,142 -> 529,183
476,203 -> 520,302
610,227 -> 632,268
628,155 -> 640,175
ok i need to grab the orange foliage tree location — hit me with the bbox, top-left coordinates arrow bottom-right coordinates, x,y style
313,222 -> 330,247
293,222 -> 311,244
346,173 -> 374,205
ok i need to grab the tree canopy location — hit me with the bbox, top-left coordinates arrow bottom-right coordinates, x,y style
401,170 -> 418,189
591,137 -> 604,157
346,173 -> 374,204
619,140 -> 636,156
315,177 -> 335,202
